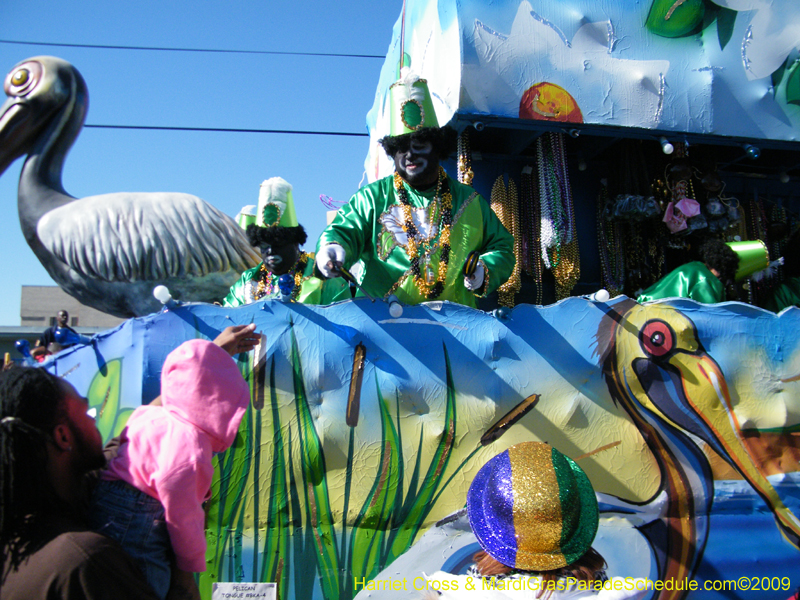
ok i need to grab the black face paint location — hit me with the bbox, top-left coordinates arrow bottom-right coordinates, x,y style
260,243 -> 301,276
393,140 -> 440,189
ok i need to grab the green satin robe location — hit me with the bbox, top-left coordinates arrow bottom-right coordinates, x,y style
765,278 -> 800,313
317,174 -> 515,307
223,254 -> 350,307
637,262 -> 724,304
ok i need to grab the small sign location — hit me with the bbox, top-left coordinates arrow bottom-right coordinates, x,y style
211,582 -> 276,600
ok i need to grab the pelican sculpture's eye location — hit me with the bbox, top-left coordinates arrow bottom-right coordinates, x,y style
640,320 -> 674,358
4,61 -> 42,96
11,69 -> 29,87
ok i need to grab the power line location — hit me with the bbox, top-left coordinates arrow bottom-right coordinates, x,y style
84,124 -> 369,137
0,39 -> 384,60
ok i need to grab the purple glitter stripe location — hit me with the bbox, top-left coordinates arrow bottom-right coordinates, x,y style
487,450 -> 517,566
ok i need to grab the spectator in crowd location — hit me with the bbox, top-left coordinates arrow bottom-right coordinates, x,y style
1,324 -> 258,600
89,325 -> 257,599
31,310 -> 78,359
0,367 -> 161,599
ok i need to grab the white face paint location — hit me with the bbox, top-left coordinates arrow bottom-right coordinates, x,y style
394,140 -> 439,188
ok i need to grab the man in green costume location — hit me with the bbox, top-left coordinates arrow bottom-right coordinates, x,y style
224,178 -> 349,306
637,239 -> 766,304
315,71 -> 515,307
765,228 -> 800,313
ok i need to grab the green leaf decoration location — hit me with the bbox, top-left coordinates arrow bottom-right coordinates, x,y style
387,343 -> 457,563
112,408 -> 134,439
291,329 -> 340,600
201,359 -> 254,597
86,359 -> 123,444
645,0 -> 705,38
378,231 -> 395,261
715,7 -> 737,51
261,357 -> 291,600
785,60 -> 800,106
348,377 -> 402,587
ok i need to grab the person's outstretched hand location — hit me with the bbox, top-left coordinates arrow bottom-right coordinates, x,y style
213,323 -> 261,356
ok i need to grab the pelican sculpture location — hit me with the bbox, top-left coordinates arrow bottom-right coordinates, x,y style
597,299 -> 800,598
0,56 -> 260,317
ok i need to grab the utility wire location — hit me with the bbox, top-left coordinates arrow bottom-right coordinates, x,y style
84,124 -> 369,137
0,39 -> 384,59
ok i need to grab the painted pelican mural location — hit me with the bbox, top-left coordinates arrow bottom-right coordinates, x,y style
42,296 -> 800,600
0,56 -> 260,318
597,299 -> 800,596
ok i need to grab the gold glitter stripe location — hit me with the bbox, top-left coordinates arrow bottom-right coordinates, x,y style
508,443 -> 564,565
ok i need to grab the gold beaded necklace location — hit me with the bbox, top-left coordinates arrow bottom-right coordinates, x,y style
254,252 -> 309,301
393,166 -> 453,299
457,131 -> 474,186
490,175 -> 522,307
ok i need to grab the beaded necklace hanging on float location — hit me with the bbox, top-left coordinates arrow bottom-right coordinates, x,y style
538,132 -> 580,300
519,166 -> 544,305
392,167 -> 453,299
743,196 -> 773,305
457,131 -> 474,186
253,252 -> 310,301
490,175 -> 522,307
596,184 -> 625,298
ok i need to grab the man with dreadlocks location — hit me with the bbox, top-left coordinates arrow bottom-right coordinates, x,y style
316,71 -> 515,307
0,367 -> 160,599
224,177 -> 349,306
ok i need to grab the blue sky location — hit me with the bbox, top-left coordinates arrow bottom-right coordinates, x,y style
0,0 -> 401,325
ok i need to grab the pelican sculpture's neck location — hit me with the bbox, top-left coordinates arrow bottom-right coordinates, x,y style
18,69 -> 87,242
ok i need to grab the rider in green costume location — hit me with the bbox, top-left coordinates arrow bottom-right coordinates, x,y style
316,72 -> 515,307
637,239 -> 766,304
636,261 -> 726,304
224,178 -> 349,307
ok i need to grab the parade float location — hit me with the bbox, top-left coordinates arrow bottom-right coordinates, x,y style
2,1 -> 800,599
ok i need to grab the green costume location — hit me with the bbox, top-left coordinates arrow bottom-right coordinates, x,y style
765,278 -> 800,313
224,252 -> 349,307
317,173 -> 515,307
637,262 -> 724,304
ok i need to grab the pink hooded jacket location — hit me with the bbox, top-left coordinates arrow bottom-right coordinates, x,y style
103,339 -> 251,572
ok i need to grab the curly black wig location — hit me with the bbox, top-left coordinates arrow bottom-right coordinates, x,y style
700,238 -> 740,283
246,224 -> 307,248
379,125 -> 458,160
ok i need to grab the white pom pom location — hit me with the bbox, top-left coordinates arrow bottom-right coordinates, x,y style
153,285 -> 172,304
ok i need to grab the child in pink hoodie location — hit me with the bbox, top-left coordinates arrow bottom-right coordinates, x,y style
89,327 -> 256,599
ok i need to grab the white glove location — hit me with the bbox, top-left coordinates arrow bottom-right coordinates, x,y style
464,262 -> 485,291
316,243 -> 346,278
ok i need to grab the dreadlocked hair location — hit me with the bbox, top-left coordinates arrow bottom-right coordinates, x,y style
1,367 -> 66,572
379,125 -> 458,160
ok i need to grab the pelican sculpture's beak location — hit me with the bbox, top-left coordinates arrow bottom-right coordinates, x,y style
0,94 -> 33,176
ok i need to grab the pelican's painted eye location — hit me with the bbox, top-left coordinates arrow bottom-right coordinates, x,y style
11,68 -> 29,87
640,320 -> 674,358
5,61 -> 42,96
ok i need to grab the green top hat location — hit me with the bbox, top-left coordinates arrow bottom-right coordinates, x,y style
257,177 -> 298,228
727,240 -> 769,281
388,69 -> 439,136
235,205 -> 257,230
